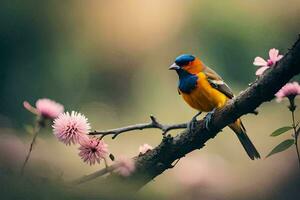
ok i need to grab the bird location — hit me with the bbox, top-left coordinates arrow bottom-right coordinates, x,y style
169,54 -> 260,160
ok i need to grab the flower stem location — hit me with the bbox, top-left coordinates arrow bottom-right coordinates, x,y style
291,110 -> 300,168
295,138 -> 300,168
20,118 -> 41,176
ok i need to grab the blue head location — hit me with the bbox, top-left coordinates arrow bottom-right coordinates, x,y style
169,54 -> 200,93
169,54 -> 201,78
174,54 -> 195,67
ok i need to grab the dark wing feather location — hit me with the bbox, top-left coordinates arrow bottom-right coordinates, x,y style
208,80 -> 234,99
204,66 -> 234,99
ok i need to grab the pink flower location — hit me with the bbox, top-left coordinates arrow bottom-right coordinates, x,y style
253,48 -> 283,76
114,156 -> 135,177
275,82 -> 300,102
23,98 -> 64,119
78,138 -> 108,165
52,111 -> 90,145
36,98 -> 64,119
139,143 -> 153,155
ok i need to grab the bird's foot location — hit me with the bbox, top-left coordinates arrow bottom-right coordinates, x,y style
204,108 -> 216,130
188,112 -> 202,132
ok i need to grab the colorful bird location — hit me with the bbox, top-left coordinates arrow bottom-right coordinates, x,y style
169,54 -> 260,160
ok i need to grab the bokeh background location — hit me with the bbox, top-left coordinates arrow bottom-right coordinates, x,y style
0,0 -> 300,199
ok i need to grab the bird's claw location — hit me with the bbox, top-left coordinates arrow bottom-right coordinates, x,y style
204,109 -> 216,130
188,120 -> 197,132
188,112 -> 202,132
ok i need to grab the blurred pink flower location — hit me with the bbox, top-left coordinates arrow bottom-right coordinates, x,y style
275,82 -> 300,102
114,156 -> 135,177
23,98 -> 64,119
52,111 -> 90,145
78,138 -> 108,165
36,98 -> 64,119
253,48 -> 283,76
173,154 -> 235,189
139,143 -> 153,155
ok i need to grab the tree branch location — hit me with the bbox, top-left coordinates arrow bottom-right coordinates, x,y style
75,36 -> 300,190
89,115 -> 187,139
72,164 -> 119,185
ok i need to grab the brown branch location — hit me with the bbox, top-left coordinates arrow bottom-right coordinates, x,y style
89,115 -> 187,139
75,35 -> 300,191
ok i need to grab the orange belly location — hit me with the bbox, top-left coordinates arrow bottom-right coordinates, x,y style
180,73 -> 228,112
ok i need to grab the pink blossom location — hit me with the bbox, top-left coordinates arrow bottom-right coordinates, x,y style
139,144 -> 153,155
78,138 -> 108,165
52,111 -> 90,145
253,48 -> 283,76
36,98 -> 64,119
23,98 -> 64,119
275,82 -> 300,102
114,156 -> 135,177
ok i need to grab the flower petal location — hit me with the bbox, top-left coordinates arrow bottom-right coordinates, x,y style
253,57 -> 267,66
275,55 -> 283,62
255,66 -> 269,76
275,81 -> 300,102
269,48 -> 279,62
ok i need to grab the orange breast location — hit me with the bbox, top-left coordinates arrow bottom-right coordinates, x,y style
180,72 -> 228,112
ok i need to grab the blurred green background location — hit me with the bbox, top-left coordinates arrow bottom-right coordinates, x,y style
0,0 -> 299,199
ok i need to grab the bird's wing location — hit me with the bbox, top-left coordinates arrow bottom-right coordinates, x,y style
203,66 -> 234,99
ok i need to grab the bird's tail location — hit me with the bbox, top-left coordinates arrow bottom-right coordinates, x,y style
229,119 -> 260,160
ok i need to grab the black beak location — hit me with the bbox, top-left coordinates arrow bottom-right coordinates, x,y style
169,63 -> 180,70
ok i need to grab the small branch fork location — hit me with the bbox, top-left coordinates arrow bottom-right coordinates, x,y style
89,115 -> 188,139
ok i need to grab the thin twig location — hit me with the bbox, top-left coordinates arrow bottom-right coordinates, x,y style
72,163 -> 119,185
89,115 -> 187,139
73,156 -> 139,185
